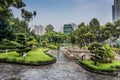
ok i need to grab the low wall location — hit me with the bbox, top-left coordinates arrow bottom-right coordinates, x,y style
61,48 -> 91,60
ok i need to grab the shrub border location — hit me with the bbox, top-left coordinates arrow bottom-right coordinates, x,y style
0,53 -> 56,66
76,61 -> 119,76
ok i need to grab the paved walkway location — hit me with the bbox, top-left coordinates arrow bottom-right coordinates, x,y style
0,48 -> 120,80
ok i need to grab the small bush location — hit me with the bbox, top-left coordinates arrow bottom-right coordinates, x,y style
41,41 -> 48,47
2,39 -> 20,46
16,46 -> 31,56
47,44 -> 58,49
0,46 -> 16,49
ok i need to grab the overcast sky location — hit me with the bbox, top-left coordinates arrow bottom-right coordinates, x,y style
13,0 -> 113,31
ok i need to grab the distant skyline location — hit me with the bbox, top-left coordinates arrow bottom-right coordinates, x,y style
13,0 -> 113,31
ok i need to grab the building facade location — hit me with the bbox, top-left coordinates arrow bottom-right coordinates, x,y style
112,0 -> 120,21
30,25 -> 45,35
63,23 -> 77,35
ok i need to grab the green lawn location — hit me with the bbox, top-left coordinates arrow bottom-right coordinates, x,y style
79,60 -> 120,72
0,48 -> 54,63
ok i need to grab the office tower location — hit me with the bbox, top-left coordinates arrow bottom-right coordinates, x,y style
112,0 -> 120,21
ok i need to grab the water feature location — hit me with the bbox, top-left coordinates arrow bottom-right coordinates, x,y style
0,47 -> 120,80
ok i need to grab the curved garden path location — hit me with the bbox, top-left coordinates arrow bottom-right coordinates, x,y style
0,47 -> 120,80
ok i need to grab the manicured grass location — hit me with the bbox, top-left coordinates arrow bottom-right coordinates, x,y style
0,48 -> 54,63
79,60 -> 120,72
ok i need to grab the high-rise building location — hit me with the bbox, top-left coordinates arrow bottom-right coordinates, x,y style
112,0 -> 120,21
30,25 -> 45,35
63,23 -> 77,35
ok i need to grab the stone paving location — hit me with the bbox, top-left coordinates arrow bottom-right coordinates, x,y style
0,48 -> 120,80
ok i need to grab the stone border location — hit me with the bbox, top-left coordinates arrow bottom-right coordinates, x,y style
76,61 -> 119,76
0,53 -> 56,66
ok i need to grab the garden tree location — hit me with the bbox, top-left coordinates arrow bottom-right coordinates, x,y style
105,22 -> 114,38
58,32 -> 67,43
45,24 -> 54,33
88,42 -> 116,65
11,18 -> 29,36
0,0 -> 36,42
21,9 -> 36,22
0,18 -> 15,42
105,21 -> 120,47
89,18 -> 101,42
76,23 -> 91,47
27,36 -> 38,47
70,31 -> 77,45
41,31 -> 66,45
98,26 -> 110,43
83,27 -> 95,45
16,33 -> 26,45
16,33 -> 31,56
43,32 -> 58,44
0,0 -> 36,21
70,18 -> 120,48
0,0 -> 25,18
34,35 -> 41,44
28,29 -> 41,44
88,42 -> 102,65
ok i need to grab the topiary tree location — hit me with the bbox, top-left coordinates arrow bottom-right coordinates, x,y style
27,36 -> 38,49
16,33 -> 31,56
88,42 -> 116,65
88,42 -> 102,65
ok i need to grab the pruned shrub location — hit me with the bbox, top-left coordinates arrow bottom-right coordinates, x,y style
47,44 -> 58,49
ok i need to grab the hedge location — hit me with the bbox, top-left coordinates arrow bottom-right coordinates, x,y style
0,46 -> 16,49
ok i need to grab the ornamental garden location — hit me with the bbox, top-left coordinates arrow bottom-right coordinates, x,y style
0,0 -> 120,75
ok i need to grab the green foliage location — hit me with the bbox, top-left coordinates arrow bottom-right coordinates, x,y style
0,0 -> 36,44
0,18 -> 15,42
11,18 -> 29,36
21,9 -> 36,22
0,46 -> 16,49
79,60 -> 119,72
0,0 -> 25,18
16,33 -> 26,45
70,18 -> 120,48
101,44 -> 115,62
113,48 -> 120,54
47,44 -> 58,49
45,24 -> 54,33
0,48 -> 54,63
16,33 -> 31,56
88,42 -> 116,65
27,36 -> 38,47
2,39 -> 20,46
42,32 -> 66,45
16,46 -> 31,56
41,41 -> 48,47
88,42 -> 102,65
